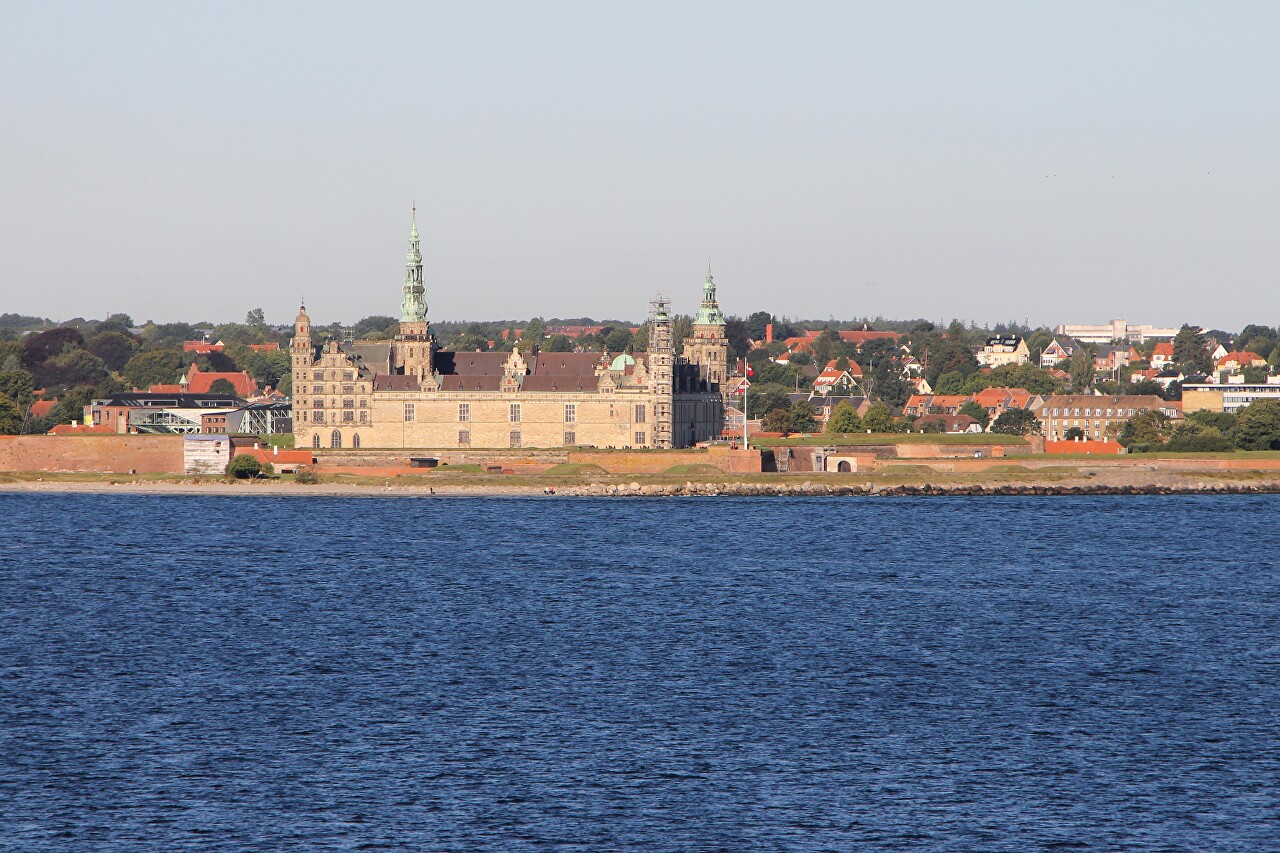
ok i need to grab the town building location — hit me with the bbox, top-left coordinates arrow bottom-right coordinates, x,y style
1054,319 -> 1179,345
1034,395 -> 1181,441
290,211 -> 727,450
1182,381 -> 1280,414
1039,337 -> 1076,368
976,335 -> 1029,367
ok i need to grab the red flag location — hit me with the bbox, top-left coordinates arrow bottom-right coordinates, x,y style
746,363 -> 754,377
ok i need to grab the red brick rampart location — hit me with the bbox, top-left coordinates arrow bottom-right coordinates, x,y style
0,435 -> 184,474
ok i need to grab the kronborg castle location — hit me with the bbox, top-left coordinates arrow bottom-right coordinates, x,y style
291,213 -> 729,450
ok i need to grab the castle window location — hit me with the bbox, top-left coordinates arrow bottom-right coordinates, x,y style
342,411 -> 354,423
343,372 -> 353,381
342,398 -> 354,409
313,399 -> 324,408
458,403 -> 470,422
312,371 -> 324,381
404,403 -> 415,422
358,398 -> 367,408
359,411 -> 368,423
352,433 -> 361,449
312,385 -> 323,394
509,430 -> 521,448
634,404 -> 646,423
342,385 -> 354,395
313,434 -> 321,448
331,430 -> 342,448
509,403 -> 521,423
459,429 -> 471,447
564,431 -> 576,446
634,431 -> 646,446
300,411 -> 307,422
564,403 -> 576,423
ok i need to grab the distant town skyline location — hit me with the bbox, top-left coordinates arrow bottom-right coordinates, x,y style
2,2 -> 1278,330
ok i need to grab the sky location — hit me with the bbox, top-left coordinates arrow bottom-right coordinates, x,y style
2,2 -> 1277,331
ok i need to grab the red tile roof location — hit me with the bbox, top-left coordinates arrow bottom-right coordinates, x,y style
29,399 -> 57,418
48,423 -> 116,435
1152,342 -> 1174,358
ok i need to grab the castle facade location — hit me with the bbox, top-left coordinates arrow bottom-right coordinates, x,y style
291,213 -> 729,450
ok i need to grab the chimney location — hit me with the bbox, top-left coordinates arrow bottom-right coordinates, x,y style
765,323 -> 774,344
274,445 -> 279,456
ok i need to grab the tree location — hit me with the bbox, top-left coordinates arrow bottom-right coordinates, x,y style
787,401 -> 817,433
761,408 -> 792,433
42,349 -> 109,389
723,318 -> 750,361
1117,410 -> 1171,450
245,308 -> 267,330
825,400 -> 862,433
208,378 -> 238,396
523,317 -> 547,345
244,350 -> 290,388
226,455 -> 268,478
95,313 -> 135,334
1068,347 -> 1095,392
0,370 -> 36,409
990,408 -> 1040,436
86,331 -> 139,372
958,400 -> 989,429
746,384 -> 791,419
1166,421 -> 1234,453
934,371 -> 965,395
1172,324 -> 1212,373
1232,399 -> 1280,450
544,335 -> 573,352
862,401 -> 895,432
1242,364 -> 1269,384
0,395 -> 21,434
353,315 -> 398,338
1062,426 -> 1085,441
123,349 -> 183,390
24,327 -> 84,365
604,327 -> 633,353
746,311 -> 773,342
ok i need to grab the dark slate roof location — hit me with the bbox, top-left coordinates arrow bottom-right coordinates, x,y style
343,341 -> 392,370
529,352 -> 601,376
436,351 -> 509,375
374,375 -> 420,391
437,376 -> 503,391
521,375 -> 599,393
94,392 -> 245,408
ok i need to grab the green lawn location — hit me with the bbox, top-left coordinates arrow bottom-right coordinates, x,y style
751,433 -> 1030,447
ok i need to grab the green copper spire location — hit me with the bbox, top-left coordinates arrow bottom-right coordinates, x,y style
693,259 -> 726,326
401,205 -> 427,323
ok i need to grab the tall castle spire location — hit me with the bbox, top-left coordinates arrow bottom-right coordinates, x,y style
400,205 -> 427,326
693,259 -> 726,327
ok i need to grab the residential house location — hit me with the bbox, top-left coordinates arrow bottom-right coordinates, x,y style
812,360 -> 862,395
915,413 -> 983,434
1150,342 -> 1175,369
149,363 -> 260,398
806,395 -> 871,429
1039,337 -> 1076,368
1215,351 -> 1266,374
976,335 -> 1030,367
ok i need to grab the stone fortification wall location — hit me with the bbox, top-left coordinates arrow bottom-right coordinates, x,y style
0,436 -> 184,474
567,446 -> 762,474
314,449 -> 569,468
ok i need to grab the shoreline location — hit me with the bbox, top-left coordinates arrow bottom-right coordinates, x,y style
3,471 -> 1279,498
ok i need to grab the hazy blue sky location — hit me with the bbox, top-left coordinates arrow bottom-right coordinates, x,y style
2,2 -> 1277,330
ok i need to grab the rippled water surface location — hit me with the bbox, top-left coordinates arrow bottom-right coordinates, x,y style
2,493 -> 1279,851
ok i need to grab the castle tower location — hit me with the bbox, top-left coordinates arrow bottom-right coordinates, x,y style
682,261 -> 729,387
648,293 -> 675,449
394,206 -> 434,381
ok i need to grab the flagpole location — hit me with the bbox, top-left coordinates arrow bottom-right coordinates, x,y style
743,382 -> 748,450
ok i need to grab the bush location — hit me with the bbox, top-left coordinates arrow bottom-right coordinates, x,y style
226,455 -> 263,479
295,468 -> 320,484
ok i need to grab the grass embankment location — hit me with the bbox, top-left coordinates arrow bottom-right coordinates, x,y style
751,433 -> 1030,447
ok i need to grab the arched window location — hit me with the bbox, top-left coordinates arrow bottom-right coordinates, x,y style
352,433 -> 361,449
312,434 -> 320,449
330,430 -> 342,448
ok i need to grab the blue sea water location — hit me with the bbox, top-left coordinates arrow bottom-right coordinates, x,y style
1,493 -> 1278,852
